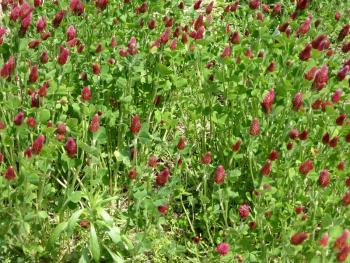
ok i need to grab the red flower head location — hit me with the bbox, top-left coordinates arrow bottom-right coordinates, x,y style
338,161 -> 345,171
229,31 -> 240,44
346,133 -> 350,143
78,87 -> 91,102
201,152 -> 212,165
311,34 -> 328,50
65,137 -> 77,158
36,16 -> 46,32
206,1 -> 214,14
148,155 -> 157,168
338,66 -> 349,81
318,169 -> 330,188
28,40 -> 40,50
96,0 -> 108,10
214,165 -> 225,184
299,44 -> 312,61
249,0 -> 259,10
109,36 -> 118,48
128,168 -> 137,180
20,13 -> 32,33
292,92 -> 303,111
289,129 -> 299,140
268,149 -> 278,161
335,11 -> 341,21
338,24 -> 350,41
290,232 -> 308,245
57,46 -> 69,65
250,118 -> 260,136
296,17 -> 312,37
37,82 -> 49,97
261,160 -> 271,176
92,63 -> 100,75
273,3 -> 282,14
158,204 -> 168,215
130,114 -> 141,135
14,112 -> 25,126
267,62 -> 276,72
148,19 -> 156,30
313,65 -> 328,90
298,129 -> 308,140
329,136 -> 339,148
221,45 -> 231,58
10,6 -> 20,21
312,98 -> 322,110
319,233 -> 329,247
239,204 -> 250,219
231,139 -> 242,152
156,168 -> 169,186
215,242 -> 230,256
32,134 -> 45,154
335,230 -> 349,250
260,160 -> 272,176
304,66 -> 318,81
4,166 -> 16,180
29,65 -> 38,83
27,116 -> 36,128
70,0 -> 84,15
89,114 -> 100,132
177,136 -> 186,150
261,89 -> 275,113
337,246 -> 350,262
336,114 -> 346,126
52,10 -> 65,28
67,25 -> 76,41
193,0 -> 202,10
332,89 -> 342,103
169,38 -> 177,50
299,160 -> 314,175
322,133 -> 330,144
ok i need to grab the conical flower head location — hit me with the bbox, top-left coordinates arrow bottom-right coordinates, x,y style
299,160 -> 314,175
89,114 -> 100,132
290,232 -> 308,245
261,89 -> 275,113
65,137 -> 77,158
250,118 -> 260,136
214,165 -> 225,184
4,166 -> 16,180
32,134 -> 45,154
130,114 -> 141,134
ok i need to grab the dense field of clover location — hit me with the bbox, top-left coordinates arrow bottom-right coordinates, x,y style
0,0 -> 349,262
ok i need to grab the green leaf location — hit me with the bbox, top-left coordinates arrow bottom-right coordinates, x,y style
108,226 -> 121,244
68,209 -> 84,232
49,222 -> 68,247
157,63 -> 172,76
104,246 -> 124,263
89,224 -> 100,262
69,191 -> 83,203
39,109 -> 51,123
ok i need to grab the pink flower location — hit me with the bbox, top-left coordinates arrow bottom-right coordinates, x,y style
156,168 -> 169,186
81,86 -> 92,101
32,134 -> 45,155
4,166 -> 16,181
239,204 -> 250,219
67,25 -> 77,41
290,232 -> 308,245
65,137 -> 77,158
214,165 -> 225,184
215,242 -> 230,256
130,115 -> 141,134
57,46 -> 69,65
89,114 -> 100,132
